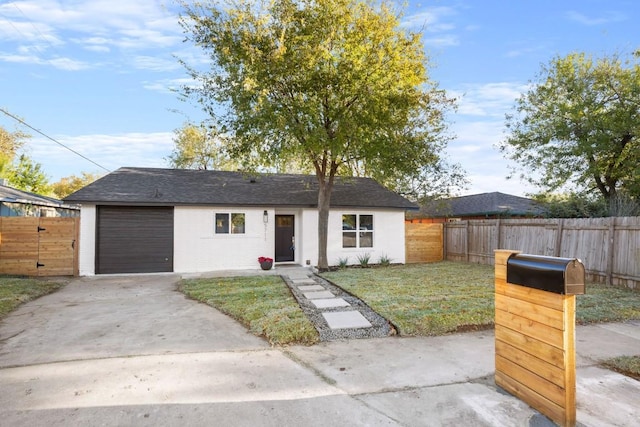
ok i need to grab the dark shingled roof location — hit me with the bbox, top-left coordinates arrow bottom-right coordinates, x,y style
1,183 -> 78,210
64,167 -> 418,210
410,192 -> 545,218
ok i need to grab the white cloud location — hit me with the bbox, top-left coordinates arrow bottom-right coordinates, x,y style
0,52 -> 90,70
566,10 -> 627,26
0,0 -> 184,69
29,131 -> 175,180
402,7 -> 457,31
142,77 -> 195,94
424,35 -> 459,48
133,55 -> 181,72
401,6 -> 461,47
450,82 -> 528,117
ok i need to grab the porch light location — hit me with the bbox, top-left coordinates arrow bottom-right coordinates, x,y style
263,210 -> 268,223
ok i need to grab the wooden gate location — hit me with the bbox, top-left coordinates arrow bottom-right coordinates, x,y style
405,223 -> 443,263
0,217 -> 79,276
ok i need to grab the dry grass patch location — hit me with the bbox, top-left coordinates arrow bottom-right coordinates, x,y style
601,355 -> 640,381
0,276 -> 66,320
179,275 -> 319,346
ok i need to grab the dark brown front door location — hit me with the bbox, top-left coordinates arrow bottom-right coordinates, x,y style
275,215 -> 295,262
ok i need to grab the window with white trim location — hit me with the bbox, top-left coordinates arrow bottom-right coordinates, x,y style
215,213 -> 245,234
342,214 -> 373,248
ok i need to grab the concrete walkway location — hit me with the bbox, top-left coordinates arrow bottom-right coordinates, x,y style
0,271 -> 638,426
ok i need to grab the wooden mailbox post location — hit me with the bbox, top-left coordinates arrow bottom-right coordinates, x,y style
494,249 -> 585,427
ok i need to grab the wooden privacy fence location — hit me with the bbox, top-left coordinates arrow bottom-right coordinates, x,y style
444,217 -> 640,288
0,217 -> 79,276
405,222 -> 443,263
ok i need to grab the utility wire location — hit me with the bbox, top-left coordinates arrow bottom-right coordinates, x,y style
0,107 -> 111,173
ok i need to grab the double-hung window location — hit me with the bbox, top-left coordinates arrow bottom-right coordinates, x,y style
215,213 -> 245,234
342,214 -> 373,248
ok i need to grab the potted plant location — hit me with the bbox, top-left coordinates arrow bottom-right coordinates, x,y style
258,256 -> 273,270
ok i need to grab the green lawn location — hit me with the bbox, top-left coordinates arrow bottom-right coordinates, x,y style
179,275 -> 319,346
0,276 -> 67,319
322,262 -> 496,336
322,261 -> 640,336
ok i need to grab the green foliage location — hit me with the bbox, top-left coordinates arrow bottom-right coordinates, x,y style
6,154 -> 51,195
179,275 -> 319,345
534,191 -> 640,218
167,122 -> 241,171
52,172 -> 102,199
178,0 -> 454,269
501,50 -> 640,201
0,124 -> 28,161
533,192 -> 608,218
378,254 -> 392,266
356,252 -> 371,267
337,257 -> 349,269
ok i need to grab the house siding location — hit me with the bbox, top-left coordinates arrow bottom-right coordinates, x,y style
174,207 -> 275,272
301,208 -> 406,267
76,205 -> 407,275
78,205 -> 96,276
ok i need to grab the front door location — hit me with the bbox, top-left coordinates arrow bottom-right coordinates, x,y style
275,215 -> 295,262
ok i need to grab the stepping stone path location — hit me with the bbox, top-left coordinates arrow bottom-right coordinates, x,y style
282,269 -> 393,341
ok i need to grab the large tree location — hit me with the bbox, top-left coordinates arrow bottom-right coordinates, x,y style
51,172 -> 102,199
167,122 -> 239,170
178,0 -> 454,269
501,50 -> 640,202
7,154 -> 51,195
0,124 -> 29,178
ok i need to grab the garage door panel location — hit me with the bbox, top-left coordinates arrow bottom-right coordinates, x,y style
97,206 -> 173,274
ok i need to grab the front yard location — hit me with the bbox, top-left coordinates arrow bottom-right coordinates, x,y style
3,262 -> 638,347
322,262 -> 640,336
178,261 -> 640,345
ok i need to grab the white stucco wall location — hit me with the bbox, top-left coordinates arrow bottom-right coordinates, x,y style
174,207 -> 275,272
76,204 -> 406,275
300,208 -> 406,267
78,204 -> 96,276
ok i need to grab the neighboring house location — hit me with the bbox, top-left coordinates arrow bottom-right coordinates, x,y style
0,181 -> 79,217
406,192 -> 545,223
64,167 -> 417,275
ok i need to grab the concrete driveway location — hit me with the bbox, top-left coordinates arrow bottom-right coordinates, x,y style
1,274 -> 639,426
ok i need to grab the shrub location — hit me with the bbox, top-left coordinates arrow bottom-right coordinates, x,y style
379,254 -> 392,266
337,257 -> 349,269
357,253 -> 371,267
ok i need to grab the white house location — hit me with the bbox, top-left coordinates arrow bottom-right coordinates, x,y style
64,167 -> 417,275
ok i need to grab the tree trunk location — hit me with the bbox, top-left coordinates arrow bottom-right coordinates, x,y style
316,176 -> 334,271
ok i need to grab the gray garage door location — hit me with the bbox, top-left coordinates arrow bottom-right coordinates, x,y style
96,206 -> 174,274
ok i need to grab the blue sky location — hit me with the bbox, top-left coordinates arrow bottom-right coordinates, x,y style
0,0 -> 638,196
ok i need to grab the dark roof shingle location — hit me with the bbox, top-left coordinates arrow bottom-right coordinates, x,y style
411,192 -> 545,218
1,184 -> 78,210
64,167 -> 417,210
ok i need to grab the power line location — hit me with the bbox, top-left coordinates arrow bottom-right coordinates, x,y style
0,107 -> 111,173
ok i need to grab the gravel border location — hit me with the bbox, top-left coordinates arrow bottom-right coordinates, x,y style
281,273 -> 394,341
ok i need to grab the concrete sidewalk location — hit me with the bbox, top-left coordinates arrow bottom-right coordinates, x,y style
0,272 -> 638,426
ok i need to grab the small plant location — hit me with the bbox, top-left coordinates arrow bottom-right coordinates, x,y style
379,254 -> 392,267
357,253 -> 371,267
337,257 -> 349,269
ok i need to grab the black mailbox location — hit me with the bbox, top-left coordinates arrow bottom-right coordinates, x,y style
507,254 -> 585,295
